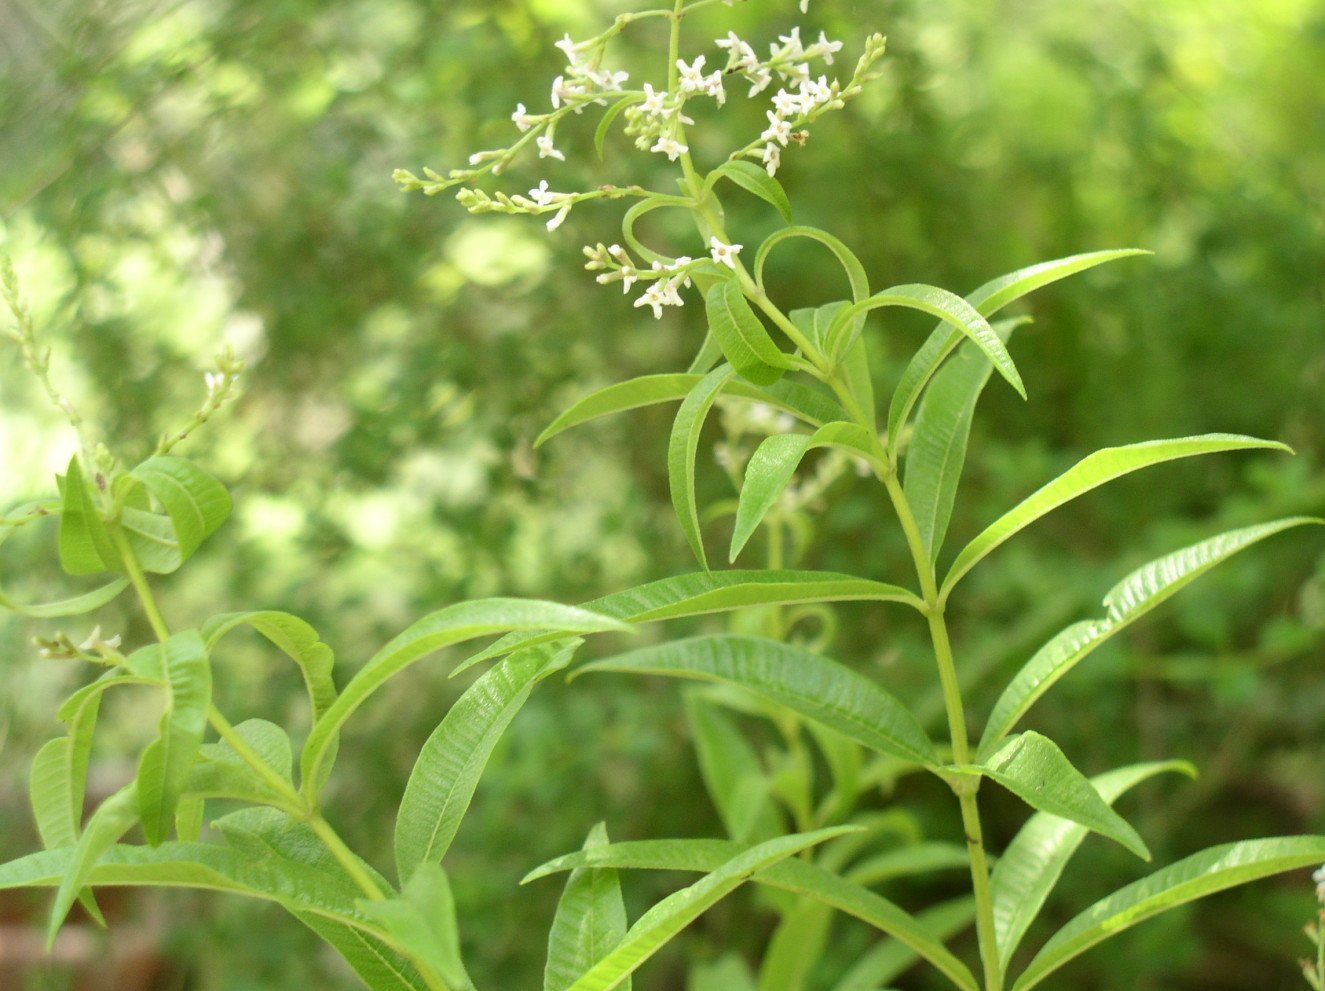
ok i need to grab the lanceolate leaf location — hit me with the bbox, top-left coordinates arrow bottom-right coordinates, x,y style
685,692 -> 782,843
299,914 -> 431,991
524,838 -> 978,991
730,422 -> 882,562
710,160 -> 792,222
941,435 -> 1291,601
358,863 -> 475,991
976,516 -> 1322,755
58,457 -> 118,575
886,249 -> 1149,452
394,640 -> 580,884
137,630 -> 212,845
546,823 -> 631,991
535,374 -> 843,447
299,600 -> 629,799
1012,836 -> 1325,991
753,227 -> 869,306
991,761 -> 1195,971
832,897 -> 976,991
0,576 -> 129,617
203,611 -> 337,721
566,828 -> 852,991
903,317 -> 1029,564
456,570 -> 924,675
704,280 -> 794,386
669,365 -> 737,570
47,782 -> 139,944
831,285 -> 1025,399
971,732 -> 1148,860
187,719 -> 294,805
576,635 -> 938,766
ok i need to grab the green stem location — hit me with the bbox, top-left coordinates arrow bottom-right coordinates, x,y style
307,815 -> 389,902
206,706 -> 306,812
109,525 -> 170,643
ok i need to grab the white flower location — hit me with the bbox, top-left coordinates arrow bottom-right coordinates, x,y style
761,111 -> 792,146
527,180 -> 557,206
608,244 -> 628,262
709,236 -> 743,269
620,266 -> 638,292
555,34 -> 584,70
588,67 -> 629,91
772,27 -> 804,62
511,102 -> 536,132
204,371 -> 223,393
550,75 -> 583,108
641,83 -> 668,116
772,88 -> 803,117
807,31 -> 844,65
746,66 -> 773,96
634,282 -> 669,319
716,31 -> 759,71
676,55 -> 708,94
536,133 -> 565,161
546,205 -> 571,232
1314,864 -> 1325,902
762,142 -> 782,176
651,135 -> 688,161
800,0 -> 809,11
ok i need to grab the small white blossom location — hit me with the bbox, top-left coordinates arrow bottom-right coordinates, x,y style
762,142 -> 782,176
651,134 -> 688,161
620,266 -> 638,292
204,371 -> 223,393
709,237 -> 743,269
536,133 -> 565,161
807,31 -> 844,65
546,205 -> 571,232
634,282 -> 670,319
555,34 -> 584,70
550,75 -> 583,108
641,83 -> 668,116
772,88 -> 803,117
1314,864 -> 1325,902
527,180 -> 558,206
762,111 -> 792,146
511,102 -> 536,132
746,66 -> 774,96
677,55 -> 708,94
588,67 -> 629,91
716,31 -> 760,71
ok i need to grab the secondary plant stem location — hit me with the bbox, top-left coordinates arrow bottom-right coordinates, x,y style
307,816 -> 389,902
110,526 -> 171,643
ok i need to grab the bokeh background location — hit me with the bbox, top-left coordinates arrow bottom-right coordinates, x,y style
1,0 -> 1323,988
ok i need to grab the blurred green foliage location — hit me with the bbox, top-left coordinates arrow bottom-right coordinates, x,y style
1,0 -> 1323,987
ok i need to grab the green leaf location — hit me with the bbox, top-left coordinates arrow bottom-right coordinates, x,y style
759,900 -> 833,991
753,227 -> 870,306
886,250 -> 1149,454
394,639 -> 580,884
669,365 -> 737,570
137,630 -> 212,845
58,457 -> 118,575
704,280 -> 793,387
536,373 -> 844,446
47,782 -> 139,944
1012,836 -> 1325,991
0,576 -> 130,618
524,837 -> 978,991
730,422 -> 882,562
709,160 -> 792,222
30,738 -> 82,851
992,761 -> 1195,971
128,456 -> 231,565
941,435 -> 1291,601
188,719 -> 294,805
118,506 -> 182,573
203,611 -> 337,721
846,843 -> 971,887
457,570 -> 923,676
833,285 -> 1024,399
978,517 -> 1320,755
300,914 -> 431,991
970,732 -> 1148,859
576,635 -> 938,766
833,898 -> 975,991
691,955 -> 757,991
546,823 -> 631,991
566,828 -> 852,991
903,317 -> 1028,563
299,599 -> 630,799
358,863 -> 475,991
685,692 -> 783,842
175,796 -> 205,843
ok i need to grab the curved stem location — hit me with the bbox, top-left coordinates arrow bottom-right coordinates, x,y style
109,525 -> 170,643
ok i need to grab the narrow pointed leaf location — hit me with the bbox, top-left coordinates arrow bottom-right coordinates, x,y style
731,422 -> 881,561
1012,836 -> 1325,991
358,863 -> 474,991
47,782 -> 138,943
595,94 -> 643,158
300,600 -> 628,799
58,457 -> 118,574
691,955 -> 757,991
669,365 -> 736,570
711,160 -> 792,221
759,900 -> 833,991
525,837 -> 978,991
546,823 -> 631,991
846,843 -> 972,887
576,635 -> 937,766
567,827 -> 851,991
753,227 -> 869,305
705,279 -> 793,386
30,738 -> 81,851
904,317 -> 1028,563
457,570 -> 923,675
942,435 -> 1291,600
970,732 -> 1148,859
204,611 -> 337,721
685,692 -> 782,842
992,761 -> 1195,970
395,640 -> 580,883
0,576 -> 129,617
118,506 -> 182,573
187,719 -> 294,805
886,250 -> 1149,450
536,374 -> 843,447
137,630 -> 212,845
833,898 -> 976,991
300,914 -> 431,991
835,285 -> 1024,398
978,514 -> 1320,754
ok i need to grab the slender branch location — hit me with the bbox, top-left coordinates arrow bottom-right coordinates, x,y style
307,816 -> 389,902
109,525 -> 171,643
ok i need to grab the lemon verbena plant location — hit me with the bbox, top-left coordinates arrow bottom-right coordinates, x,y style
0,1 -> 1322,990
